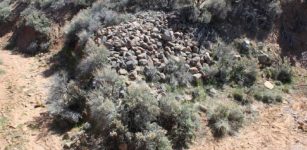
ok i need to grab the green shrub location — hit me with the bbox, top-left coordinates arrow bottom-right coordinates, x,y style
65,1 -> 130,48
76,40 -> 109,79
0,0 -> 13,23
276,67 -> 293,84
47,71 -> 86,124
265,60 -> 293,84
202,53 -> 257,87
253,91 -> 283,104
185,0 -> 281,29
233,89 -> 250,105
230,58 -> 258,87
162,59 -> 193,88
9,7 -> 52,54
20,7 -> 51,35
159,95 -> 199,148
88,86 -> 199,149
34,0 -> 95,9
126,0 -> 193,10
208,105 -> 244,137
0,59 -> 4,75
144,66 -> 161,82
134,123 -> 173,150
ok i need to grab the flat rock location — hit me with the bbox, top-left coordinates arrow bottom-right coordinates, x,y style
118,69 -> 128,75
264,81 -> 274,89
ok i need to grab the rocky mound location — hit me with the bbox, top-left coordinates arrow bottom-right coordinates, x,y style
94,11 -> 212,83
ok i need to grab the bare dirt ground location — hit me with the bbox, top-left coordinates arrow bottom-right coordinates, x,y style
0,35 -> 62,150
191,85 -> 307,150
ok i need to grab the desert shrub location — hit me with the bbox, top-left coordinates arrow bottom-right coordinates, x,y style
47,71 -> 86,125
202,44 -> 235,87
0,0 -> 12,23
20,7 -> 51,35
88,90 -> 116,132
233,89 -> 251,105
144,66 -> 161,82
0,59 -> 4,75
191,0 -> 281,27
86,83 -> 199,149
208,105 -> 244,137
162,59 -> 193,88
34,0 -> 95,9
180,0 -> 281,40
265,60 -> 293,84
158,95 -> 199,149
118,87 -> 160,133
92,86 -> 165,149
134,123 -> 173,150
229,58 -> 258,87
126,0 -> 193,10
8,7 -> 52,54
203,47 -> 257,87
253,91 -> 282,104
275,67 -> 293,84
76,40 -> 109,79
65,0 -> 130,49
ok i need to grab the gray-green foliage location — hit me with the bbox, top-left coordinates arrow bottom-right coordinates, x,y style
265,59 -> 293,84
34,0 -> 95,9
188,0 -> 281,26
253,90 -> 282,104
49,39 -> 199,148
0,59 -> 4,75
48,72 -> 86,124
208,105 -> 244,137
163,59 -> 193,88
203,50 -> 257,87
126,0 -> 193,10
65,0 -> 131,48
88,84 -> 199,149
76,40 -> 109,78
159,95 -> 199,148
233,89 -> 251,105
20,7 -> 51,35
0,0 -> 12,23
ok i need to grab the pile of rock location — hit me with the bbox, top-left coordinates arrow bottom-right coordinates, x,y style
94,11 -> 212,81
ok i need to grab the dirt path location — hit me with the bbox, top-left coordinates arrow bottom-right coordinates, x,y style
0,37 -> 62,150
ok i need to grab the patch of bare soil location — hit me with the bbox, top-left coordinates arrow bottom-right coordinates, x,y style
191,92 -> 307,150
0,34 -> 62,150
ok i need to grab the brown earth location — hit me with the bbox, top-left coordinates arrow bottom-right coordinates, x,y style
0,34 -> 62,150
192,94 -> 307,150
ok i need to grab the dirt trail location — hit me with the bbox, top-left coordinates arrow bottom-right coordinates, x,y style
0,36 -> 62,150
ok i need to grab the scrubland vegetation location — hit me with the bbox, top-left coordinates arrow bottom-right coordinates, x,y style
0,59 -> 4,74
0,0 -> 306,149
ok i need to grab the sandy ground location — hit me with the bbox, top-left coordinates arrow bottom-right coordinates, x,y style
0,36 -> 62,150
191,95 -> 307,150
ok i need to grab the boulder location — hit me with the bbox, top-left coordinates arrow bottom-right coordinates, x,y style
162,29 -> 174,41
258,53 -> 272,66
